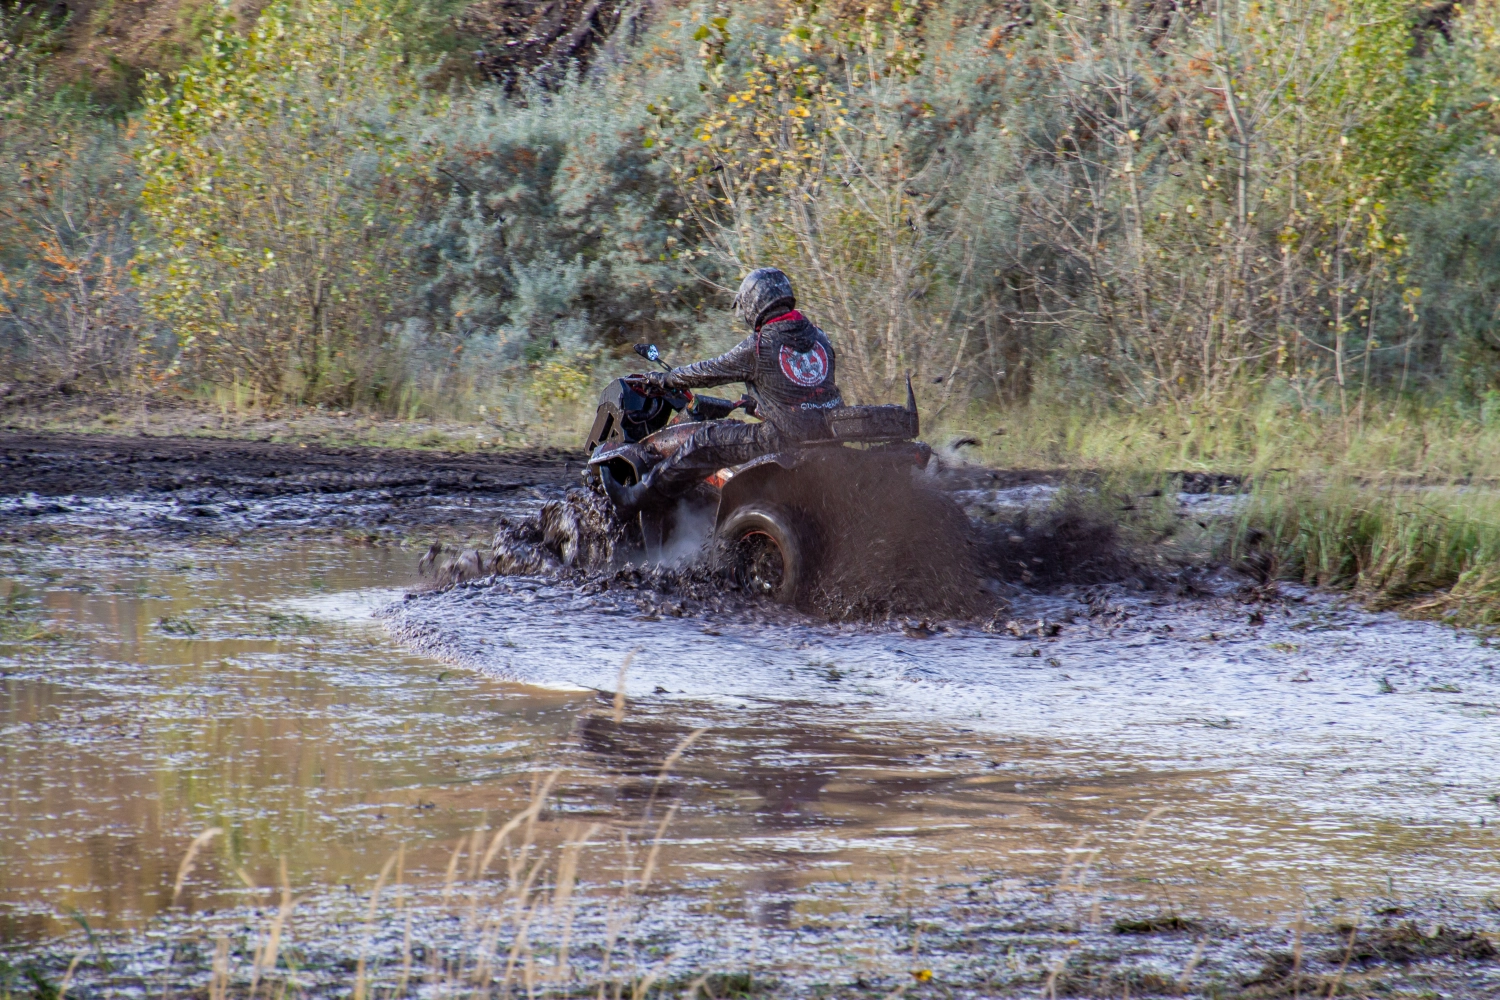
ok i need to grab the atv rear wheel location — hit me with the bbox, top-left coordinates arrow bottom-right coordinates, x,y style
721,503 -> 804,603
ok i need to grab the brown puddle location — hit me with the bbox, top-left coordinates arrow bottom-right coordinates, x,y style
2,532 -> 1497,951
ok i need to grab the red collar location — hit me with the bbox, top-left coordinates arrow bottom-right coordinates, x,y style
758,309 -> 803,328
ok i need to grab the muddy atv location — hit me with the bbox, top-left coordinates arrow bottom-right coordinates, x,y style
583,344 -> 932,602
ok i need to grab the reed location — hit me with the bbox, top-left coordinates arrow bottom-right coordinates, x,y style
1234,475 -> 1500,628
954,393 -> 1500,483
150,695 -> 720,1000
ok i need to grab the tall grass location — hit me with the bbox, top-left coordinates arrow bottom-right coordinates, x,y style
1236,476 -> 1500,628
945,390 -> 1500,481
163,721 -> 708,1000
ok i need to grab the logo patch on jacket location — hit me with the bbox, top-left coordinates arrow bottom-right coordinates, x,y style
778,344 -> 829,387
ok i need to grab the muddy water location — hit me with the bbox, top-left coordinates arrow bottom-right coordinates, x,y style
385,571 -> 1500,921
4,510 -> 1499,966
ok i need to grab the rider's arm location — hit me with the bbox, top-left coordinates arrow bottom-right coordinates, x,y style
656,336 -> 756,389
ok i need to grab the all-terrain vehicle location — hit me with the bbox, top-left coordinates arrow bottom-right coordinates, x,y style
583,344 -> 932,602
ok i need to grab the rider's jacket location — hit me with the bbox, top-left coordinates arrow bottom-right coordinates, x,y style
656,310 -> 843,438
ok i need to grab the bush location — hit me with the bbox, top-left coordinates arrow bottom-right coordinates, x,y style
640,0 -> 1500,420
0,6 -> 142,399
134,0 -> 438,407
14,0 -> 1500,449
409,62 -> 726,381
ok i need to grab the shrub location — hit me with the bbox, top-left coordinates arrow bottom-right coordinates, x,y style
134,0 -> 438,407
0,6 -> 142,398
409,62 -> 726,387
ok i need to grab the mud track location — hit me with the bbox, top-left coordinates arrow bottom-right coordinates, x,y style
0,432 -> 581,499
0,431 -> 588,538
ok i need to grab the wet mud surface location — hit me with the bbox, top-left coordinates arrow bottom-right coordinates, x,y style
1,431 -> 1498,998
0,431 -> 580,534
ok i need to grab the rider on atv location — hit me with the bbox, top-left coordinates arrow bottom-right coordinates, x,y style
599,267 -> 844,514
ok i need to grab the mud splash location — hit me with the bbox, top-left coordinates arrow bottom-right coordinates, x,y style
413,455 -> 1144,623
419,488 -> 626,583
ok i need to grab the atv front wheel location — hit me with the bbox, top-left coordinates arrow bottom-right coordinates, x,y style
721,503 -> 804,603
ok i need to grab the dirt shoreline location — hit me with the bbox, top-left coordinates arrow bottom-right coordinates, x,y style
0,429 -> 1088,500
0,430 -> 582,499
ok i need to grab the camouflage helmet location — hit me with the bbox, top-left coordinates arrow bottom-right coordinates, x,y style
732,267 -> 796,330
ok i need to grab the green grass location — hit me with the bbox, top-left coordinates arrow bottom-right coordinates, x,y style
943,393 -> 1500,482
1234,476 -> 1500,629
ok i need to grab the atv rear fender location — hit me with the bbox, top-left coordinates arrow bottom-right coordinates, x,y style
714,441 -> 933,529
714,452 -> 801,529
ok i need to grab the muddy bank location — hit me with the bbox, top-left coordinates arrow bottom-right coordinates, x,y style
0,431 -> 580,535
7,870 -> 1496,999
0,431 -> 579,498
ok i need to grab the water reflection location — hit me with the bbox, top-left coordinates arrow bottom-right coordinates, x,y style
1,534 -> 1497,946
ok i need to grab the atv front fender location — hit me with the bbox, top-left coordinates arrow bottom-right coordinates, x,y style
588,422 -> 706,485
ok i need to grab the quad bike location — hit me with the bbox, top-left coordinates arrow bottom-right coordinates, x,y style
583,344 -> 932,602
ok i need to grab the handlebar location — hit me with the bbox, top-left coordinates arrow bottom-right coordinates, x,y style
622,373 -> 692,403
621,374 -> 756,421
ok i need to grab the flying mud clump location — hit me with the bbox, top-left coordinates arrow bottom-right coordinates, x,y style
419,489 -> 624,582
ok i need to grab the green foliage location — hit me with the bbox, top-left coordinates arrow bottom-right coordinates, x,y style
409,64 -> 724,387
0,5 -> 141,393
1240,475 -> 1500,628
629,0 -> 1500,419
134,0 -> 438,406
10,0 -> 1500,439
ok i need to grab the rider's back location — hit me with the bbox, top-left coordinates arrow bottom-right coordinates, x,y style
745,309 -> 843,438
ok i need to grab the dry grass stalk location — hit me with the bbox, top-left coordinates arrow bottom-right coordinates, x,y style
553,822 -> 602,985
1292,905 -> 1306,1000
246,858 -> 299,1000
598,829 -> 637,1000
1041,942 -> 1080,1000
613,649 -> 638,724
208,935 -> 231,1000
637,804 -> 679,891
395,911 -> 414,998
480,772 -> 561,879
1326,924 -> 1359,998
645,727 -> 707,818
351,851 -> 398,1000
129,697 -> 710,1000
1056,839 -> 1104,893
56,950 -> 85,1000
466,824 -> 487,883
630,951 -> 678,1000
170,827 -> 223,906
441,834 -> 466,907
499,886 -> 547,994
1094,805 -> 1170,926
1177,936 -> 1208,992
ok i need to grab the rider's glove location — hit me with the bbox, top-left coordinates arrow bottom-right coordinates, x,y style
642,371 -> 672,391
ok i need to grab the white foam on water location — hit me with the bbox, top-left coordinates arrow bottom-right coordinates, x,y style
277,587 -> 409,623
